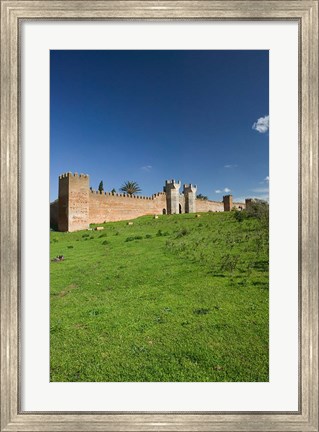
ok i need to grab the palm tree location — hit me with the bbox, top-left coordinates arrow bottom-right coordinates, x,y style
197,193 -> 208,200
120,181 -> 141,196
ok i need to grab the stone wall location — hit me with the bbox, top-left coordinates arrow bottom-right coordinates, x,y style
196,199 -> 245,213
196,199 -> 224,212
89,191 -> 166,223
232,202 -> 245,210
52,172 -> 247,232
50,200 -> 59,228
58,174 -> 70,232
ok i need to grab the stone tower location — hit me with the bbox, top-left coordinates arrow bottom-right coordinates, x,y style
58,172 -> 90,232
164,179 -> 181,214
245,198 -> 256,211
223,194 -> 233,212
183,184 -> 197,213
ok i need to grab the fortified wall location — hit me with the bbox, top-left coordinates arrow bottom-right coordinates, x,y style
51,172 -> 246,232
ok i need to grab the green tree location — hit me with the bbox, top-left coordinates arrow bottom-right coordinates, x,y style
98,181 -> 104,193
120,181 -> 141,196
197,193 -> 208,200
233,200 -> 269,228
111,188 -> 116,195
246,199 -> 269,228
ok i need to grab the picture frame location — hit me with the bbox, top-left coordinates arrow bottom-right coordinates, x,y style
1,1 -> 318,431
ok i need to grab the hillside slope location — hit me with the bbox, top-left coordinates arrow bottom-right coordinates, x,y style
50,211 -> 269,382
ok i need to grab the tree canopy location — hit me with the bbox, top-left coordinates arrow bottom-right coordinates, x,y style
197,193 -> 208,200
98,181 -> 104,193
120,181 -> 141,196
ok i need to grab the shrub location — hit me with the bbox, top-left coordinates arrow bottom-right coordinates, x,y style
125,235 -> 143,242
89,309 -> 100,316
175,228 -> 188,238
193,308 -> 210,315
233,209 -> 247,222
145,234 -> 152,239
102,240 -> 109,245
156,229 -> 169,237
165,240 -> 174,250
246,199 -> 269,227
67,245 -> 74,249
220,254 -> 240,274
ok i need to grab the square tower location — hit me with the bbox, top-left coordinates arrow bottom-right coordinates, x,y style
183,184 -> 197,213
164,179 -> 181,214
223,194 -> 233,212
58,173 -> 90,232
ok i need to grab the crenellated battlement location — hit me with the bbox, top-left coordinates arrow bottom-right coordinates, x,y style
183,184 -> 197,194
59,172 -> 89,180
89,189 -> 161,200
165,179 -> 182,189
183,183 -> 197,190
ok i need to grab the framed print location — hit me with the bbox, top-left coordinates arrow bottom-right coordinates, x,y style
1,1 -> 318,431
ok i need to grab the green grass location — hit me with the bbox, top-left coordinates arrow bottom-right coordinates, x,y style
50,211 -> 269,382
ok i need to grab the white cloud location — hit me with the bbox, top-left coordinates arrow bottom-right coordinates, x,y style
215,187 -> 231,194
259,176 -> 269,184
251,187 -> 269,194
252,115 -> 269,133
249,183 -> 269,201
224,164 -> 237,168
141,165 -> 152,172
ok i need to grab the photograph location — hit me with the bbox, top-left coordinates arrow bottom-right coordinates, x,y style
49,50 -> 270,383
1,0 -> 318,429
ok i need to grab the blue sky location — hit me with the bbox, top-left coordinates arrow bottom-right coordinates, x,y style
50,50 -> 269,202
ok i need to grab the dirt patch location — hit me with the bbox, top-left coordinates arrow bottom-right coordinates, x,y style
58,283 -> 78,298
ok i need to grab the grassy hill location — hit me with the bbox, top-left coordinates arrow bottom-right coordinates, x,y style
50,211 -> 269,382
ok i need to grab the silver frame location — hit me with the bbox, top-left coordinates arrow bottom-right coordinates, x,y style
1,2 -> 318,431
